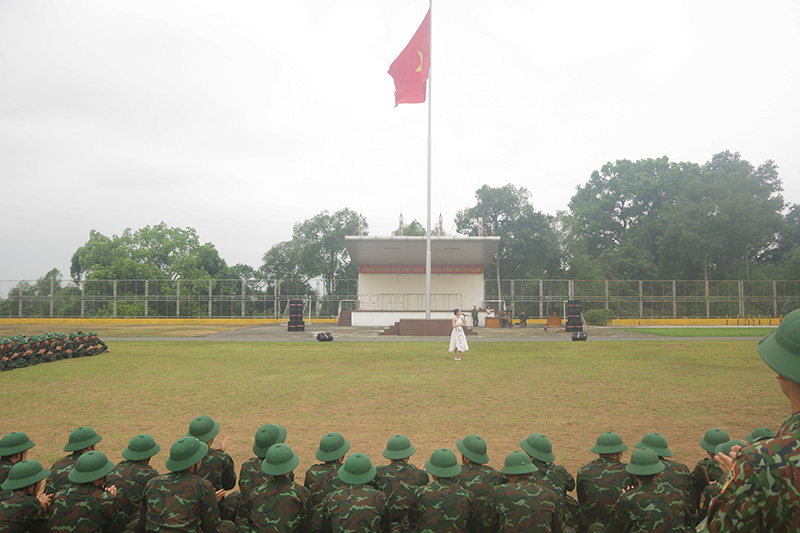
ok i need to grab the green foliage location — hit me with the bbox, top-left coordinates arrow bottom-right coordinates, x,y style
392,218 -> 427,236
583,308 -> 614,326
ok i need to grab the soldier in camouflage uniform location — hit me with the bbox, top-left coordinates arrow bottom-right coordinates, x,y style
305,432 -> 350,532
238,423 -> 288,503
484,450 -> 570,532
634,432 -> 691,502
520,432 -> 579,529
0,432 -> 36,488
407,448 -> 476,532
48,450 -> 124,532
455,433 -> 502,531
187,414 -> 238,521
143,436 -> 235,532
705,308 -> 800,531
373,434 -> 429,530
606,448 -> 692,532
689,428 -> 728,524
321,452 -> 390,532
576,431 -> 630,532
236,443 -> 310,532
0,459 -> 52,532
113,434 -> 160,531
46,426 -> 104,494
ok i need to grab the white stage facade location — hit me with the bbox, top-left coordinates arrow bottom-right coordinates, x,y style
344,235 -> 500,328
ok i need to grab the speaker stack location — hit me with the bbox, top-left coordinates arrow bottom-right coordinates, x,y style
565,300 -> 583,333
287,299 -> 305,332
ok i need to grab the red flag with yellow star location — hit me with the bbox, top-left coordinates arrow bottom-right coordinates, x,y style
388,9 -> 431,105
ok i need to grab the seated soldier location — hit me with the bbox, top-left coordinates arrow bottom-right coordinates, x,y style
0,460 -> 52,532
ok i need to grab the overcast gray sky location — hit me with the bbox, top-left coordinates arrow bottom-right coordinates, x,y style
2,0 -> 798,282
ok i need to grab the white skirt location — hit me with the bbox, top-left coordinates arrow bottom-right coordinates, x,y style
449,326 -> 469,352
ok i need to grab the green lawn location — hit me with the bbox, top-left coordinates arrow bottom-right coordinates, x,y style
0,339 -> 785,488
620,327 -> 774,337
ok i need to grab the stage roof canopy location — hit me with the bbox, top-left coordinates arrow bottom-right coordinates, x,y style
345,236 -> 500,267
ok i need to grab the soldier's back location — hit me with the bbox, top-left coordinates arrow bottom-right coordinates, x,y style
374,461 -> 429,525
0,491 -> 49,533
608,479 -> 692,532
239,475 -> 310,532
114,459 -> 159,528
485,479 -> 562,532
577,456 -> 629,530
144,470 -> 221,532
411,479 -> 475,532
322,484 -> 389,532
49,483 -> 121,532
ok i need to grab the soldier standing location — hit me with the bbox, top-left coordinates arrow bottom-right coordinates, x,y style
705,307 -> 800,531
321,453 -> 390,532
576,431 -> 630,531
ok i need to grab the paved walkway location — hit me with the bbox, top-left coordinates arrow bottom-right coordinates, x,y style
106,323 -> 758,343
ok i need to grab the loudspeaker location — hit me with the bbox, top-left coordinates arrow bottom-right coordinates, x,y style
316,332 -> 334,342
571,331 -> 587,341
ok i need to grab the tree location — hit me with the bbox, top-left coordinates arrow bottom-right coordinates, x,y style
455,185 -> 561,300
70,222 -> 236,281
391,218 -> 427,236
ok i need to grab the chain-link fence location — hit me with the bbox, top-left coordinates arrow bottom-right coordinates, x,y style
1,278 -> 797,319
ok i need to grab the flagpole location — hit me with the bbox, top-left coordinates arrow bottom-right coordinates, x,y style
425,0 -> 432,320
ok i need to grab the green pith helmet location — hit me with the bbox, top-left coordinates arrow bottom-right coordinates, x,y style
699,428 -> 730,454
745,427 -> 776,444
591,432 -> 628,454
315,432 -> 350,462
456,434 -> 489,464
519,433 -> 555,462
337,453 -> 377,485
122,434 -> 160,461
68,451 -> 116,484
500,451 -> 538,476
165,437 -> 208,472
1,460 -> 50,491
383,435 -> 416,460
715,439 -> 748,456
253,424 -> 288,458
63,427 -> 102,452
626,448 -> 665,476
759,308 -> 800,383
261,443 -> 300,476
425,448 -> 462,478
635,433 -> 673,457
187,415 -> 220,443
0,432 -> 35,457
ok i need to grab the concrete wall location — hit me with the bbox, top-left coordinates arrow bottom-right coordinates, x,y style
351,310 -> 477,327
357,273 -> 484,312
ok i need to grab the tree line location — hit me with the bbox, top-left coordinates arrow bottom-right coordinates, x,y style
17,151 -> 800,301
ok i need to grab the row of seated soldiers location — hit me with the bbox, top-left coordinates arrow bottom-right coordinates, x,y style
0,418 -> 774,532
0,332 -> 109,372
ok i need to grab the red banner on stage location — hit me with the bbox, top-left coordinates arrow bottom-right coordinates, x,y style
359,265 -> 483,274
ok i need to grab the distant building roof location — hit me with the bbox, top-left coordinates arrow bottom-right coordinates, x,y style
345,235 -> 500,267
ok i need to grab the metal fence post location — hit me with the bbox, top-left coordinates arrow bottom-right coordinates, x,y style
672,280 -> 677,318
113,280 -> 117,318
176,280 -> 180,318
80,281 -> 85,318
241,279 -> 246,318
639,280 -> 643,318
144,280 -> 149,318
50,279 -> 54,318
208,280 -> 213,318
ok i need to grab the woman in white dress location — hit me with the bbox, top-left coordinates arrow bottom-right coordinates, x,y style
449,308 -> 469,360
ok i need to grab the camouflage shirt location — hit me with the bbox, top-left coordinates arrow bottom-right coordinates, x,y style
373,460 -> 429,525
0,490 -> 49,533
657,458 -> 691,500
196,447 -> 237,491
606,478 -> 692,532
456,461 -> 502,530
576,456 -> 630,530
144,470 -> 221,532
304,461 -> 345,532
113,460 -> 158,527
49,482 -> 123,533
237,474 -> 310,532
46,453 -> 81,495
408,478 -> 475,533
0,457 -> 14,487
530,458 -> 576,494
706,411 -> 800,532
483,477 -> 566,532
239,456 -> 295,502
322,484 -> 390,533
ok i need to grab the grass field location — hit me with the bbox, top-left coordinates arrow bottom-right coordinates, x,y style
0,335 -> 786,492
620,327 -> 774,338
